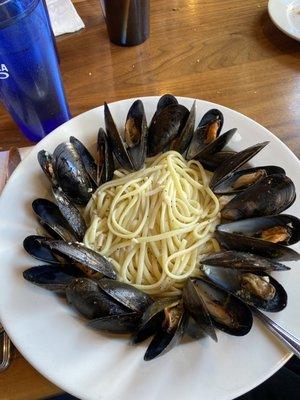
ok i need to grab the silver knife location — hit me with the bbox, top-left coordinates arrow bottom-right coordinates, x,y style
0,147 -> 21,372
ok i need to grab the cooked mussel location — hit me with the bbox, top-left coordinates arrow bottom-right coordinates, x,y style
156,94 -> 178,112
23,235 -> 61,264
52,186 -> 87,241
70,136 -> 97,185
202,267 -> 287,312
213,166 -> 286,195
42,240 -> 117,279
32,198 -> 77,242
210,141 -> 269,189
186,109 -> 224,160
221,174 -> 296,221
171,101 -> 196,154
97,128 -> 115,185
66,278 -> 128,319
23,264 -> 85,293
147,104 -> 190,156
37,150 -> 57,184
182,279 -> 217,341
186,278 -> 253,336
198,150 -> 237,172
53,142 -> 95,205
216,215 -> 300,261
201,251 -> 290,272
143,300 -> 187,361
124,99 -> 148,170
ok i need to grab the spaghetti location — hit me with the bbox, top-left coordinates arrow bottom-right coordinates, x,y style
84,151 -> 220,297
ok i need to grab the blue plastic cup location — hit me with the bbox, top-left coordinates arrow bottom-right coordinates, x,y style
0,0 -> 71,142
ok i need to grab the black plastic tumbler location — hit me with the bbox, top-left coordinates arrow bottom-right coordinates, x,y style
100,0 -> 150,46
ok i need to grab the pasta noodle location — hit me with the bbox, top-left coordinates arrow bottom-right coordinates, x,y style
84,151 -> 220,297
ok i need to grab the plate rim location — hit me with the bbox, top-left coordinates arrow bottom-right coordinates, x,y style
268,0 -> 300,42
0,95 -> 298,400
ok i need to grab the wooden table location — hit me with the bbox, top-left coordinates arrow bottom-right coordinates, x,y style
0,0 -> 299,398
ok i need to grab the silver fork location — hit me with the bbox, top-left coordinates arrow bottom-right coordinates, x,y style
0,323 -> 11,372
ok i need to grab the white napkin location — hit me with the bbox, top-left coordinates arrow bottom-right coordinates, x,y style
46,0 -> 85,37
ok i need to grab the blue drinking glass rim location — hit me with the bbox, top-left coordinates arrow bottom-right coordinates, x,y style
0,0 -> 40,29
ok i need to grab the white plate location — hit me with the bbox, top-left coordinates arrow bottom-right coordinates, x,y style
0,97 -> 299,400
268,0 -> 300,41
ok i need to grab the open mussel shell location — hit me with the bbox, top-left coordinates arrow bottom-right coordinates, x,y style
32,198 -> 77,242
144,300 -> 188,361
66,278 -> 128,319
52,186 -> 87,241
104,102 -> 134,170
199,151 -> 236,172
23,235 -> 61,264
171,101 -> 196,154
124,99 -> 148,170
37,150 -> 57,184
182,279 -> 217,341
70,136 -> 97,185
53,142 -> 95,205
210,141 -> 269,190
186,109 -> 224,160
156,94 -> 178,112
97,128 -> 115,185
23,265 -> 85,293
147,104 -> 189,156
192,278 -> 253,336
221,174 -> 296,221
97,278 -> 153,314
43,240 -> 117,279
202,268 -> 287,312
132,298 -> 177,344
201,251 -> 290,272
88,312 -> 141,333
216,215 -> 300,261
213,165 -> 286,195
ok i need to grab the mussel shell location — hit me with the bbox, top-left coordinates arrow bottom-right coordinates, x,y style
52,186 -> 87,241
37,150 -> 57,184
23,235 -> 61,264
125,99 -> 148,170
185,317 -> 207,340
32,198 -> 77,242
147,104 -> 189,156
53,142 -> 94,205
186,109 -> 224,160
132,298 -> 177,344
104,102 -> 134,170
210,141 -> 269,189
213,166 -> 286,195
156,94 -> 178,112
97,128 -> 115,185
182,279 -> 217,341
97,278 -> 153,314
66,278 -> 128,319
221,174 -> 296,221
194,278 -> 253,335
43,240 -> 117,279
216,215 -> 300,261
171,101 -> 196,154
199,151 -> 236,172
201,251 -> 290,272
88,312 -> 141,333
202,268 -> 287,312
194,128 -> 237,161
144,301 -> 188,361
70,136 -> 97,185
23,265 -> 84,293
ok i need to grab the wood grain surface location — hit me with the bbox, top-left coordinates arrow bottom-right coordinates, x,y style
0,0 -> 299,399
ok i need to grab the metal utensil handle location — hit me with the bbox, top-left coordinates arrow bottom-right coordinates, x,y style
0,331 -> 11,372
254,309 -> 300,359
